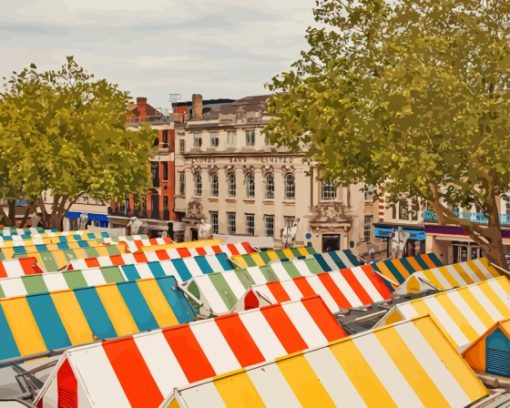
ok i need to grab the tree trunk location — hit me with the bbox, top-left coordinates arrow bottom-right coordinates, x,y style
7,200 -> 16,226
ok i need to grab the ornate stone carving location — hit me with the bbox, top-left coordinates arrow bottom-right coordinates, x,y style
310,202 -> 351,227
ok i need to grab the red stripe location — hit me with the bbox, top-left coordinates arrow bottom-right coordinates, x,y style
20,258 -> 41,275
242,242 -> 256,253
163,325 -> 216,383
260,304 -> 307,353
133,252 -> 148,263
267,282 -> 292,303
83,258 -> 100,268
244,290 -> 260,310
360,265 -> 392,299
215,314 -> 265,367
292,277 -> 316,298
176,247 -> 191,257
109,255 -> 124,266
227,244 -> 239,256
317,272 -> 352,309
0,263 -> 8,278
341,267 -> 372,305
195,247 -> 207,256
155,249 -> 170,260
57,358 -> 77,408
301,296 -> 347,342
212,245 -> 222,254
103,338 -> 162,408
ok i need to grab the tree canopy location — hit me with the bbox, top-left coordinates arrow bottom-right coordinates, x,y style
266,0 -> 510,268
0,57 -> 154,229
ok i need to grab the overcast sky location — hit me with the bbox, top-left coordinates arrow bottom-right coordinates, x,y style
0,0 -> 315,110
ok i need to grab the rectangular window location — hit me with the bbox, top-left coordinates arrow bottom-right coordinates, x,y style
246,213 -> 255,235
321,181 -> 337,200
151,162 -> 159,187
179,139 -> 185,153
210,133 -> 219,147
364,185 -> 375,201
210,211 -> 219,234
162,130 -> 168,144
245,130 -> 255,146
364,215 -> 372,243
193,133 -> 202,148
163,196 -> 169,209
264,214 -> 274,237
162,162 -> 169,181
227,212 -> 236,234
179,172 -> 185,195
227,131 -> 236,147
399,200 -> 409,220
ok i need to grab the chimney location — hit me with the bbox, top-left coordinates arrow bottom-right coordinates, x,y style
136,97 -> 148,122
191,94 -> 203,120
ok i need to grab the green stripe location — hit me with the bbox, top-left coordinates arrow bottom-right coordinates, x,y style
21,275 -> 48,295
39,252 -> 59,271
209,273 -> 238,309
62,249 -> 78,262
259,252 -> 272,264
279,262 -> 301,278
105,246 -> 122,255
0,250 -> 5,260
234,269 -> 256,289
63,270 -> 88,289
101,266 -> 125,283
304,259 -> 324,274
260,266 -> 279,282
0,284 -> 6,298
244,255 -> 257,268
83,247 -> 99,257
186,281 -> 200,299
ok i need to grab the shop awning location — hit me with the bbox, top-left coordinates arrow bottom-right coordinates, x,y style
374,225 -> 426,241
0,239 -> 102,259
230,245 -> 316,268
0,257 -> 44,278
87,213 -> 109,222
308,249 -> 361,271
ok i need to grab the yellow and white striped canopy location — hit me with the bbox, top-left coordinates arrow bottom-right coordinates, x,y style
161,316 -> 488,408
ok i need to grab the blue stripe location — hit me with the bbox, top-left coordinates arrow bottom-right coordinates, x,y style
117,282 -> 158,331
121,265 -> 141,280
56,236 -> 68,243
328,251 -> 347,269
195,256 -> 214,274
57,242 -> 70,250
26,294 -> 70,350
217,253 -> 234,271
101,232 -> 109,238
146,262 -> 166,278
171,258 -> 192,281
415,255 -> 429,270
74,288 -> 116,339
344,249 -> 361,266
13,246 -> 27,255
35,244 -> 48,251
0,306 -> 21,360
312,254 -> 333,272
77,240 -> 89,248
400,258 -> 414,274
155,276 -> 195,323
379,261 -> 405,284
428,253 -> 443,267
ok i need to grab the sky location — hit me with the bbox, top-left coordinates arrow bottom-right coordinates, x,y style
0,0 -> 316,111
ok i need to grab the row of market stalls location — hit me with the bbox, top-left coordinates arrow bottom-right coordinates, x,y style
0,227 -> 507,406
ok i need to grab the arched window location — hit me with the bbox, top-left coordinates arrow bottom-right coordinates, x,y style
284,173 -> 295,200
245,172 -> 255,198
193,172 -> 202,196
321,180 -> 337,200
210,172 -> 219,196
265,173 -> 274,199
227,172 -> 236,197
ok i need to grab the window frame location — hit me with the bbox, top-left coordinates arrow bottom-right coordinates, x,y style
210,172 -> 219,197
245,172 -> 255,198
227,212 -> 236,234
245,213 -> 255,235
264,214 -> 274,237
193,133 -> 202,148
264,173 -> 274,199
227,172 -> 236,197
284,173 -> 295,200
245,129 -> 255,146
179,172 -> 185,195
321,181 -> 337,200
210,133 -> 219,148
193,172 -> 202,196
210,211 -> 219,234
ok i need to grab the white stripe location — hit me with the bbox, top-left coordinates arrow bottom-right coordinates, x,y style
279,279 -> 304,300
251,285 -> 277,305
190,321 -> 241,373
486,279 -> 510,314
98,257 -> 114,267
468,284 -> 505,321
2,278 -> 28,297
395,322 -> 471,407
183,258 -> 201,276
70,259 -> 87,270
305,276 -> 339,313
144,251 -> 160,262
238,310 -> 287,360
178,382 -> 226,407
352,266 -> 383,302
328,270 -> 363,307
354,334 -> 424,408
427,268 -> 452,289
247,362 -> 301,407
293,260 -> 314,276
159,261 -> 182,282
133,331 -> 188,395
245,267 -> 268,285
77,380 -> 93,408
82,268 -> 107,286
68,347 -> 131,407
396,302 -> 420,319
281,301 -> 328,346
122,254 -> 137,265
207,256 -> 224,273
321,253 -> 339,270
305,347 -> 367,407
43,273 -> 69,292
136,263 -> 155,279
42,374 -> 58,407
270,263 -> 294,280
197,276 -> 229,314
6,262 -> 24,277
442,264 -> 464,285
447,291 -> 487,334
222,273 -> 249,298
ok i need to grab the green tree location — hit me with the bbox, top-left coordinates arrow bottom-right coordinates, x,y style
0,57 -> 154,229
266,0 -> 510,269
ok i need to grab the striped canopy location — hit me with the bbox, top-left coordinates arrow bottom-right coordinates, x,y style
0,227 -> 46,236
373,253 -> 443,288
0,257 -> 44,278
68,243 -> 255,270
35,296 -> 346,408
162,316 -> 488,408
103,236 -> 173,252
394,258 -> 500,294
141,239 -> 222,251
0,275 -> 195,363
0,239 -> 101,259
307,249 -> 361,271
15,244 -> 125,272
230,246 -> 316,268
233,265 -> 393,315
376,276 -> 510,351
0,232 -> 109,247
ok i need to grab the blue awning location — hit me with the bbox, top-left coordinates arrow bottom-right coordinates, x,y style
374,226 -> 426,241
66,211 -> 81,219
87,213 -> 109,222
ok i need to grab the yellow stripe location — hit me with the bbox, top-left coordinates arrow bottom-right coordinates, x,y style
165,397 -> 181,408
214,370 -> 265,408
393,260 -> 411,279
375,263 -> 396,282
421,254 -> 437,269
297,246 -> 311,256
95,285 -> 138,336
428,266 -> 457,289
1,297 -> 46,355
414,317 -> 489,402
384,309 -> 405,325
136,279 -> 179,327
409,300 -> 458,348
451,263 -> 474,285
329,336 -> 397,407
434,294 -> 480,343
267,251 -> 280,262
466,260 -> 488,282
230,255 -> 247,269
2,247 -> 15,258
422,268 -> 450,289
51,291 -> 94,345
406,257 -> 423,272
53,252 -> 69,269
252,253 -> 266,267
477,279 -> 510,317
276,354 -> 336,407
374,326 -> 451,407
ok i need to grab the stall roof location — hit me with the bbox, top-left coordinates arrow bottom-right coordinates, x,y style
0,257 -> 44,278
0,232 -> 108,247
35,296 -> 347,408
230,246 -> 317,268
103,236 -> 173,252
162,316 -> 488,408
0,239 -> 101,259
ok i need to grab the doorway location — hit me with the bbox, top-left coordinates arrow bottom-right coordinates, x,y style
322,234 -> 340,253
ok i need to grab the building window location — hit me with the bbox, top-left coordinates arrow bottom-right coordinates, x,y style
210,133 -> 219,147
179,172 -> 185,195
246,213 -> 255,235
179,139 -> 185,153
364,215 -> 372,242
245,172 -> 255,198
227,131 -> 236,147
264,215 -> 274,237
193,133 -> 202,148
265,173 -> 274,199
227,172 -> 236,197
399,199 -> 409,220
410,200 -> 419,221
163,196 -> 169,209
364,185 -> 376,201
151,162 -> 159,187
284,173 -> 295,200
210,211 -> 219,234
245,130 -> 255,146
210,172 -> 219,196
162,130 -> 168,144
162,162 -> 169,181
321,181 -> 337,200
227,212 -> 236,234
193,172 -> 202,196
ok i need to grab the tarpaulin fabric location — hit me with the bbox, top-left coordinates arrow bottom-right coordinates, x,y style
15,245 -> 126,272
162,316 -> 488,408
0,230 -> 107,240
0,257 -> 44,278
181,258 -> 332,316
394,258 -> 500,294
68,243 -> 255,271
373,253 -> 444,289
233,265 -> 393,315
141,239 -> 222,251
307,249 -> 361,271
0,240 -> 101,259
0,275 -> 195,363
103,236 -> 173,253
230,246 -> 316,268
0,227 -> 46,236
34,296 -> 347,408
376,276 -> 510,351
